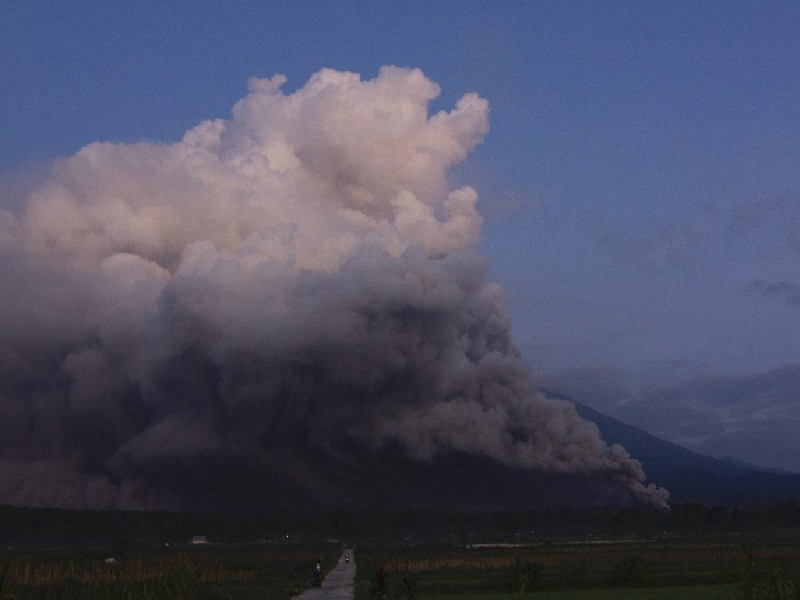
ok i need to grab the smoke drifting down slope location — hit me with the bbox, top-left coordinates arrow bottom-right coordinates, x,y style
0,67 -> 668,510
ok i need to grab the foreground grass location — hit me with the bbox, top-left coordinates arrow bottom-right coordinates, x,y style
354,532 -> 800,599
423,584 -> 736,599
535,584 -> 737,599
428,583 -> 738,599
0,543 -> 342,600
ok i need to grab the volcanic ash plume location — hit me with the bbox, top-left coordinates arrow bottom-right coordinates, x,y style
0,67 -> 668,510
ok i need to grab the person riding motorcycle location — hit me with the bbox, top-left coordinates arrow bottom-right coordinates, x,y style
312,558 -> 322,587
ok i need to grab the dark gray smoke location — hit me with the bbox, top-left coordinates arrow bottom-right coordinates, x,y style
0,67 -> 668,510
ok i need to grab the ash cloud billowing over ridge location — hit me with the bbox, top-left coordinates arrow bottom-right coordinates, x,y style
0,67 -> 668,511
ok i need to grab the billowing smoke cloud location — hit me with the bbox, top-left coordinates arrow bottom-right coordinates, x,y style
0,67 -> 668,510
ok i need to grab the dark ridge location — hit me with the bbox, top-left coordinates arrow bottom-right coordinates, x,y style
551,392 -> 800,507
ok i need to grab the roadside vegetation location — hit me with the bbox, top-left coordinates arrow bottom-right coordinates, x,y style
354,531 -> 800,599
0,544 -> 341,600
1,502 -> 799,599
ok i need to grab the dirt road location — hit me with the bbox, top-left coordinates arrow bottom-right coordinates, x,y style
292,550 -> 355,600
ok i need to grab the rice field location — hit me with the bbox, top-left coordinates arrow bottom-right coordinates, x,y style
2,506 -> 799,599
354,530 -> 800,599
0,543 -> 342,600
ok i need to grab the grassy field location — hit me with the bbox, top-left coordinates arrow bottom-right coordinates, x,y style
354,530 -> 800,600
0,543 -> 342,600
419,585 -> 739,600
2,526 -> 799,599
534,585 -> 738,599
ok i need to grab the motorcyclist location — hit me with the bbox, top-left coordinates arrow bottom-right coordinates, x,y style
312,558 -> 322,587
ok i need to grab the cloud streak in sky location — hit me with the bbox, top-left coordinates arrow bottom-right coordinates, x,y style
0,67 -> 667,510
744,279 -> 800,307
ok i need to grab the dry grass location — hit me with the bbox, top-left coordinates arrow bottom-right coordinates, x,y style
0,544 -> 341,600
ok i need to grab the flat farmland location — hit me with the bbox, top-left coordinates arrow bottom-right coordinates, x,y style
0,543 -> 342,600
354,530 -> 800,599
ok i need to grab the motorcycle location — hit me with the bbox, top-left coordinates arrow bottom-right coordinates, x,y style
311,561 -> 322,587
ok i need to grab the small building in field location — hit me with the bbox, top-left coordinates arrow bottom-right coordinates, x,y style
190,535 -> 209,545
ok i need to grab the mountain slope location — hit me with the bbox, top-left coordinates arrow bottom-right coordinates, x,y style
133,396 -> 800,512
568,396 -> 800,506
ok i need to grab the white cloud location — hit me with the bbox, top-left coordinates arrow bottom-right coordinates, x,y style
0,67 -> 667,510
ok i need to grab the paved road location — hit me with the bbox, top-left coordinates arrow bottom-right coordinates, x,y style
292,550 -> 355,600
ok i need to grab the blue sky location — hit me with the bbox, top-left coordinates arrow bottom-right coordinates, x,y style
3,1 -> 800,472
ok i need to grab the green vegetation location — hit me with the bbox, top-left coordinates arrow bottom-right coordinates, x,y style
526,586 -> 738,599
354,532 -> 800,599
414,586 -> 739,600
2,502 -> 800,599
0,544 -> 341,600
3,502 -> 800,548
